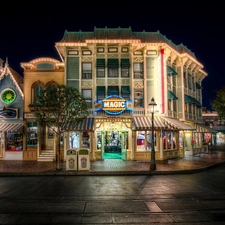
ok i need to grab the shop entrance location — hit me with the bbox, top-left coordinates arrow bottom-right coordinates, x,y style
96,121 -> 129,160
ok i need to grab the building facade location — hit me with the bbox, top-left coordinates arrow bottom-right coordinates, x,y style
202,107 -> 225,144
1,27 -> 212,163
0,59 -> 24,160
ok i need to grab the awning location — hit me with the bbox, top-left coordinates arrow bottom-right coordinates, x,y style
121,59 -> 130,67
97,86 -> 105,95
193,123 -> 217,133
185,95 -> 201,107
97,59 -> 105,66
185,94 -> 194,103
0,123 -> 23,132
167,65 -> 177,76
107,58 -> 118,66
66,118 -> 94,131
121,86 -> 130,95
133,116 -> 186,130
168,91 -> 178,100
163,117 -> 195,130
108,86 -> 119,95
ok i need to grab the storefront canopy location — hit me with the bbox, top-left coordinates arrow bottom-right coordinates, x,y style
193,123 -> 217,133
168,91 -> 178,100
133,116 -> 195,131
0,123 -> 23,132
66,118 -> 94,131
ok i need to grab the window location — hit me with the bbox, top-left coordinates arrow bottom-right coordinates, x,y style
133,63 -> 143,79
97,47 -> 104,53
6,131 -> 23,151
27,122 -> 38,146
82,50 -> 92,55
121,59 -> 130,77
108,59 -> 118,77
97,86 -> 105,100
82,89 -> 92,108
184,72 -> 187,87
136,131 -> 156,151
31,81 -> 45,104
134,88 -> 144,107
121,86 -> 130,100
188,74 -> 192,89
82,62 -> 92,79
97,59 -> 105,77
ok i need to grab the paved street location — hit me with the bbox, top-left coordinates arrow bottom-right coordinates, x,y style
1,163 -> 225,224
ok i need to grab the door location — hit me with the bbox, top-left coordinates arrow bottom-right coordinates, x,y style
121,131 -> 127,160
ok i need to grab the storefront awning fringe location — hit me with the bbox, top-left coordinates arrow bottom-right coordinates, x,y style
66,118 -> 94,131
0,123 -> 23,132
194,123 -> 217,133
133,116 -> 178,130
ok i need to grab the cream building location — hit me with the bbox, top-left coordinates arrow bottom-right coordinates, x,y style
19,27 -> 211,164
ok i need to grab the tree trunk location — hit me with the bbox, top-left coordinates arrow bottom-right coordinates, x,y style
56,134 -> 61,170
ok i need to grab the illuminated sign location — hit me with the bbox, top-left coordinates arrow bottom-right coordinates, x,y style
94,95 -> 133,115
0,108 -> 18,119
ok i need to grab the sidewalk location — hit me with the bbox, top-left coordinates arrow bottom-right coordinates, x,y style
1,145 -> 225,176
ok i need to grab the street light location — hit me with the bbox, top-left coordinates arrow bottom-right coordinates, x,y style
149,97 -> 157,171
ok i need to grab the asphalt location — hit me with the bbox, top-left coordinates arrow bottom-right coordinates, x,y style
1,144 -> 225,176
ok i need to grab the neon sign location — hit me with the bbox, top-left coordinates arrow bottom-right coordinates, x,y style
94,95 -> 133,115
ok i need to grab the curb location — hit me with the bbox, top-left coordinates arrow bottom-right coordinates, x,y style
1,160 -> 225,177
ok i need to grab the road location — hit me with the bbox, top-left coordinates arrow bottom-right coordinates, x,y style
1,164 -> 225,224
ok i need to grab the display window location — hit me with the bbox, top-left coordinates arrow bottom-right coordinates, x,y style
27,122 -> 38,146
6,131 -> 23,151
162,131 -> 176,150
136,131 -> 155,151
69,131 -> 90,149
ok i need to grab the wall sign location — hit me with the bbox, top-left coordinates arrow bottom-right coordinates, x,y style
0,108 -> 18,119
94,95 -> 133,115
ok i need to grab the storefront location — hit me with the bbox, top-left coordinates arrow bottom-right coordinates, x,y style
0,122 -> 23,160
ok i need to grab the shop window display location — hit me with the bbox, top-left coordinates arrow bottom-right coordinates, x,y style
136,131 -> 155,151
6,132 -> 23,151
27,122 -> 38,146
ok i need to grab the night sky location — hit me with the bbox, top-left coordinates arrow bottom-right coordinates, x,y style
1,1 -> 224,110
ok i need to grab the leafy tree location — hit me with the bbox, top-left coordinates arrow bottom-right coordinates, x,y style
211,86 -> 225,119
29,85 -> 89,169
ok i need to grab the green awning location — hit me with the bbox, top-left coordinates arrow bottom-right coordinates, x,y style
97,59 -> 105,66
121,59 -> 130,67
168,91 -> 178,100
185,94 -> 194,103
185,95 -> 202,107
167,65 -> 177,76
107,59 -> 118,66
121,86 -> 130,94
108,86 -> 119,95
196,82 -> 202,89
97,86 -> 105,95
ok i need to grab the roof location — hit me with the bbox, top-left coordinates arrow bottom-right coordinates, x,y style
0,60 -> 24,98
58,27 -> 196,59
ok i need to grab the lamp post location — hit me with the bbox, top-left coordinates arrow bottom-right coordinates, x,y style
149,97 -> 157,171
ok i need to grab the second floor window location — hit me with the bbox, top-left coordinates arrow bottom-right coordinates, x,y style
82,62 -> 92,79
82,89 -> 92,108
133,63 -> 143,79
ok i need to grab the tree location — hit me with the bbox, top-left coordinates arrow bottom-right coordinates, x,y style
29,85 -> 89,169
211,86 -> 225,119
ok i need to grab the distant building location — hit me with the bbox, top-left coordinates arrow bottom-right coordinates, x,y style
202,107 -> 225,144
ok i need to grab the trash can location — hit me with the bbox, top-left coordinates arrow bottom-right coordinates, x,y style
78,148 -> 90,171
66,149 -> 77,171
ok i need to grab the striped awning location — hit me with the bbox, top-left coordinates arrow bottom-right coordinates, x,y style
133,116 -> 177,130
66,118 -> 94,131
163,117 -> 195,130
193,123 -> 217,133
133,116 -> 195,130
0,123 -> 23,132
